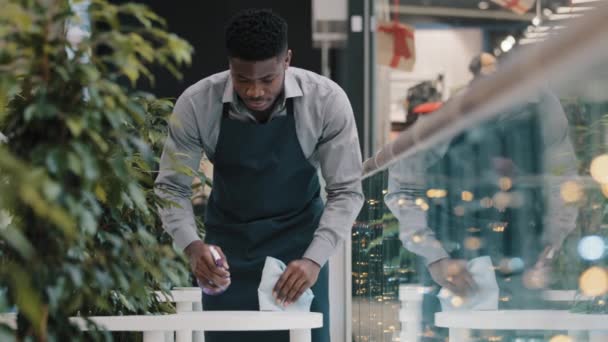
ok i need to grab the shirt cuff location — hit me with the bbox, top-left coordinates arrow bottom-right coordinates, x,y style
303,237 -> 334,267
172,225 -> 202,251
424,248 -> 450,266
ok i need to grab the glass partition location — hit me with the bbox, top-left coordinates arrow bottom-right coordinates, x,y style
353,1 -> 608,341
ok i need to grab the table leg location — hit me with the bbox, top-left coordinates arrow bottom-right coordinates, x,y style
192,302 -> 205,342
175,302 -> 193,342
449,328 -> 471,342
143,331 -> 166,342
176,331 -> 192,342
289,329 -> 311,342
589,331 -> 608,342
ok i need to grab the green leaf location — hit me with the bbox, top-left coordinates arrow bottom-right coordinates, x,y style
67,152 -> 82,175
0,224 -> 35,259
42,180 -> 61,201
80,209 -> 97,235
94,184 -> 107,203
128,182 -> 148,214
7,265 -> 44,335
66,117 -> 84,137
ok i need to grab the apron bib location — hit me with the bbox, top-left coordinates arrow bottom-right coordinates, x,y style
203,99 -> 330,342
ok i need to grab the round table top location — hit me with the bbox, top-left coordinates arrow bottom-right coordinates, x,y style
435,310 -> 608,331
71,311 -> 323,332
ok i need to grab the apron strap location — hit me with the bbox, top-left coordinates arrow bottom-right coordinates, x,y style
222,98 -> 295,120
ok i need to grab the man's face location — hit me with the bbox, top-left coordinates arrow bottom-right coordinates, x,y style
479,53 -> 497,76
229,50 -> 291,113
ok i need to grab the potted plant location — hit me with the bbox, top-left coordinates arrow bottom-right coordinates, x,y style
0,0 -> 203,340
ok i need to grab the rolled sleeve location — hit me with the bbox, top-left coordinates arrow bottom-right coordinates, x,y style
154,93 -> 204,250
385,156 -> 449,266
303,88 -> 364,266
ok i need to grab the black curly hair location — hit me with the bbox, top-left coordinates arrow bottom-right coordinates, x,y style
225,9 -> 288,61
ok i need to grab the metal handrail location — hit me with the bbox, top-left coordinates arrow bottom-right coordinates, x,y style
362,1 -> 608,179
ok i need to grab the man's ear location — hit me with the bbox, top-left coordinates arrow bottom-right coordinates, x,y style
285,49 -> 292,69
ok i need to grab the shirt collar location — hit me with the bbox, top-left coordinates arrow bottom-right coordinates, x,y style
222,68 -> 303,104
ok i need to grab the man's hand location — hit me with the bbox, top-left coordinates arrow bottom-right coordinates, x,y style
428,258 -> 476,296
273,258 -> 320,306
184,240 -> 230,289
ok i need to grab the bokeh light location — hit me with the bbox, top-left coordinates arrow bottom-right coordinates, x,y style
453,205 -> 465,216
549,335 -> 572,342
560,180 -> 584,203
590,154 -> 608,184
450,296 -> 464,307
601,184 -> 608,198
397,197 -> 407,207
577,235 -> 605,261
480,197 -> 494,208
523,268 -> 549,289
498,257 -> 524,274
461,191 -> 474,202
493,192 -> 511,211
464,237 -> 482,251
427,189 -> 447,198
579,266 -> 608,297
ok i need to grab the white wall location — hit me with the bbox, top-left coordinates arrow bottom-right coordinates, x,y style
377,27 -> 484,123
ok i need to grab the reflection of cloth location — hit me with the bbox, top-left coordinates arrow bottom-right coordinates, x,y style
258,257 -> 314,312
437,256 -> 499,311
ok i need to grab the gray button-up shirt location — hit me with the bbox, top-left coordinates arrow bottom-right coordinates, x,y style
154,67 -> 364,267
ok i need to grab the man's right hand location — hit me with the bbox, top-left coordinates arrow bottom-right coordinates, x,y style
428,258 -> 476,296
184,240 -> 231,289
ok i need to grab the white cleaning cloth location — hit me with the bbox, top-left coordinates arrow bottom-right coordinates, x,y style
437,256 -> 499,311
258,256 -> 314,312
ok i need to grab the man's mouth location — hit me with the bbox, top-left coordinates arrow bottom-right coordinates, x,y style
246,100 -> 269,110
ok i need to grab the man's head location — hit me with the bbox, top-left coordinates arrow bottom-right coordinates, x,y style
225,9 -> 291,113
469,52 -> 497,78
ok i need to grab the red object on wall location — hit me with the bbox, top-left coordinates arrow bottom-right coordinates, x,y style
412,102 -> 442,115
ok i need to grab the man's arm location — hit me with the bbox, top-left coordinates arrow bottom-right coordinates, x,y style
303,87 -> 365,266
274,87 -> 364,305
154,93 -> 230,288
386,152 -> 475,295
386,155 -> 449,266
154,94 -> 203,250
538,91 -> 579,251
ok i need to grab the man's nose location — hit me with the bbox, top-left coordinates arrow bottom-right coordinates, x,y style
246,83 -> 265,98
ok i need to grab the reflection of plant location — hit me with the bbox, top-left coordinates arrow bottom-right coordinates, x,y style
0,1 -> 196,340
552,99 -> 608,313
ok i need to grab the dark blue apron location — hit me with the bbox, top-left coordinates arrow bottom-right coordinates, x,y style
203,98 -> 330,342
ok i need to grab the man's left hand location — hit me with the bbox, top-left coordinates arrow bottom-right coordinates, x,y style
273,258 -> 320,306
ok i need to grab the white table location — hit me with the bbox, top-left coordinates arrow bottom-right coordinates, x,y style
1,311 -> 323,342
436,310 -> 608,342
155,288 -> 203,342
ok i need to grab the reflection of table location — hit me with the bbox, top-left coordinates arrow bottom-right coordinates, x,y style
435,310 -> 608,342
542,290 -> 593,302
1,311 -> 323,342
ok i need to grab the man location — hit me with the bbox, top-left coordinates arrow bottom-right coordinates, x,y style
385,51 -> 578,302
468,52 -> 497,78
154,9 -> 364,342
